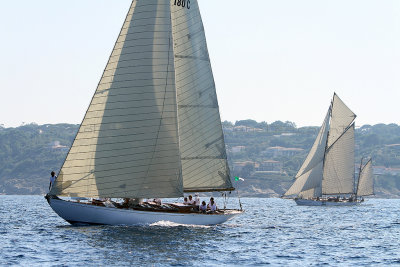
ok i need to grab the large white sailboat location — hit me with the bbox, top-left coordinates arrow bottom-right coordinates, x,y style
283,93 -> 374,206
46,0 -> 243,225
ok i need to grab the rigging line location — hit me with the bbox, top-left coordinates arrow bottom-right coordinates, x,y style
52,0 -> 136,192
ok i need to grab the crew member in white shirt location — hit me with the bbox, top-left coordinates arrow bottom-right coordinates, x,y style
208,197 -> 217,213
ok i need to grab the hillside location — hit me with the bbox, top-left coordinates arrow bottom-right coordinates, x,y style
0,121 -> 399,197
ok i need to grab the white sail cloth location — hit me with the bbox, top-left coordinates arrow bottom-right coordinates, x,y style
357,159 -> 374,196
322,123 -> 355,195
171,1 -> 233,192
284,161 -> 323,197
50,0 -> 233,198
295,111 -> 330,179
327,93 -> 356,148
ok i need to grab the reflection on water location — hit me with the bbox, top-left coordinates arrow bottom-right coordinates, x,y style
1,196 -> 400,266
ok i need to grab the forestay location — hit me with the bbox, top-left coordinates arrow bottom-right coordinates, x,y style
171,1 -> 234,192
51,1 -> 183,198
357,159 -> 374,196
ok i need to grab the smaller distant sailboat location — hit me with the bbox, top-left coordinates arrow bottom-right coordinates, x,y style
283,93 -> 374,206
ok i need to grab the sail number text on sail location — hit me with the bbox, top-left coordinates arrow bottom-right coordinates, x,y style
174,0 -> 190,9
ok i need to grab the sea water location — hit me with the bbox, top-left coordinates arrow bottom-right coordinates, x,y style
0,196 -> 399,266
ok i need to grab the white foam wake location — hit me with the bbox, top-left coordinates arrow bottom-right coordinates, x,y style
149,220 -> 211,228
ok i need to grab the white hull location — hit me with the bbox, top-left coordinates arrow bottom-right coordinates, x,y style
48,198 -> 242,226
295,199 -> 360,206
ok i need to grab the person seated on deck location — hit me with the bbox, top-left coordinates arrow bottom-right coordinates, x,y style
208,198 -> 217,213
188,195 -> 195,205
199,201 -> 207,213
208,197 -> 215,207
183,197 -> 189,205
153,198 -> 162,205
121,198 -> 143,209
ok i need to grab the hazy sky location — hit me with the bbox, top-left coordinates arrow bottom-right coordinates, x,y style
0,0 -> 399,127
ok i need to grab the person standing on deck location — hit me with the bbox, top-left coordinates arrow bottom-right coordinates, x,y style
49,171 -> 57,191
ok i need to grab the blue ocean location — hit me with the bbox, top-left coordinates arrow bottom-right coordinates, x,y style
0,196 -> 399,266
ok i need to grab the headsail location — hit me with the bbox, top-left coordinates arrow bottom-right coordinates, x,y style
322,123 -> 355,195
171,1 -> 234,192
284,161 -> 324,197
357,159 -> 374,196
284,108 -> 329,198
295,110 -> 330,179
51,1 -> 183,198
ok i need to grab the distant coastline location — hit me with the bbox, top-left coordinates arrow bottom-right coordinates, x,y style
1,121 -> 399,197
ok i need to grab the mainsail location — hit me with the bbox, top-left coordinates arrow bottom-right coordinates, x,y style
322,123 -> 355,195
50,0 -> 233,198
357,159 -> 374,196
